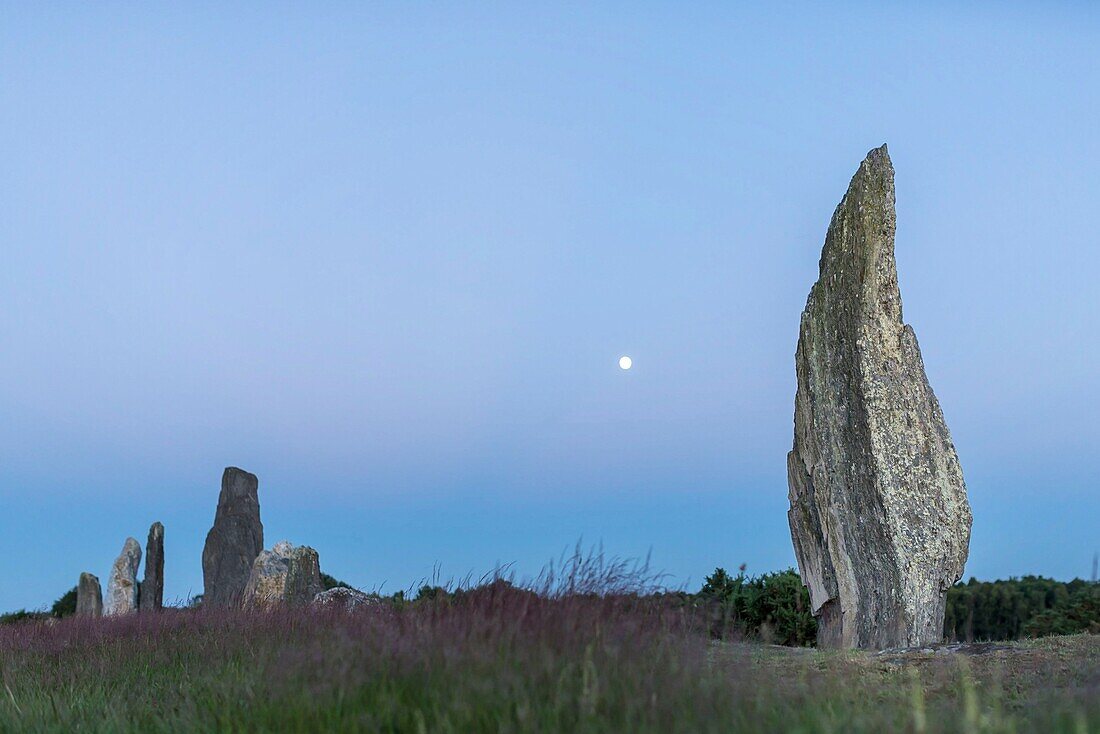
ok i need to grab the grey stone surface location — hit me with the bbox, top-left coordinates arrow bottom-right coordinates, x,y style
76,572 -> 103,617
139,521 -> 164,611
786,145 -> 972,650
202,467 -> 264,608
104,538 -> 142,616
313,587 -> 376,610
242,540 -> 324,608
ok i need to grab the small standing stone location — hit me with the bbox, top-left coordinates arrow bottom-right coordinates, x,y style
104,538 -> 142,616
202,467 -> 264,608
313,587 -> 376,610
139,522 -> 164,611
76,572 -> 103,617
242,540 -> 325,608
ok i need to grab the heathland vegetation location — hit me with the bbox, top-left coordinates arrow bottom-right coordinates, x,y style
2,553 -> 1097,731
4,566 -> 1098,645
0,559 -> 1096,732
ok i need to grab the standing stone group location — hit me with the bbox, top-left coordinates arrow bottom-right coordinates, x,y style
74,465 -> 342,619
201,467 -> 332,608
69,144 -> 977,646
77,521 -> 165,618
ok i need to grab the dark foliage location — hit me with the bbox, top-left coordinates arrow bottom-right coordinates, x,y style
319,573 -> 351,591
415,584 -> 448,601
0,609 -> 47,625
944,576 -> 1095,642
695,567 -> 817,646
1023,587 -> 1100,637
51,587 -> 78,618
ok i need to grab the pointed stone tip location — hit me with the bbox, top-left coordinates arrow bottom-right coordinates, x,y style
863,143 -> 891,167
845,143 -> 894,195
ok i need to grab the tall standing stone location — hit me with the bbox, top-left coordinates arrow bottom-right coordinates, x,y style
139,521 -> 164,611
104,538 -> 142,616
76,572 -> 103,617
202,467 -> 264,607
787,145 -> 972,650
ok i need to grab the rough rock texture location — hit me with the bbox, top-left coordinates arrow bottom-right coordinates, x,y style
242,541 -> 324,608
787,145 -> 972,650
202,467 -> 264,608
104,538 -> 142,616
76,572 -> 103,617
313,587 -> 377,610
139,521 -> 164,611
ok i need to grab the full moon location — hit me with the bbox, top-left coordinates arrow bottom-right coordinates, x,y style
618,355 -> 632,370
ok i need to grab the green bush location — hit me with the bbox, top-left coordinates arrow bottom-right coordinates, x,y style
697,567 -> 816,646
320,573 -> 352,591
51,587 -> 78,618
415,584 -> 448,602
3,585 -> 78,624
0,609 -> 47,625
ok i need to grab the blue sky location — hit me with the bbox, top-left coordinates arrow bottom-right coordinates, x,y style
1,2 -> 1097,611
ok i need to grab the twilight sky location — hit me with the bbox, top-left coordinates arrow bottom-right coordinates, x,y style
1,3 -> 1098,612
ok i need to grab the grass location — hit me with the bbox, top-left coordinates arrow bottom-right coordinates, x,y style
0,582 -> 1096,733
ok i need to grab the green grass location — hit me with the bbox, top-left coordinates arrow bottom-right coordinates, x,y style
0,592 -> 1096,733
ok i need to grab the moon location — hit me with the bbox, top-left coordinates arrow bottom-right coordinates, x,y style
618,355 -> 632,370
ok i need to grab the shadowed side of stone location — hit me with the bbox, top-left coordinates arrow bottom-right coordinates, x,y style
201,467 -> 264,608
787,145 -> 972,650
76,572 -> 103,617
104,538 -> 142,616
139,521 -> 164,611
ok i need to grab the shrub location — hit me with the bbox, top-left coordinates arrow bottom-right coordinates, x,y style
415,584 -> 448,602
51,586 -> 78,618
320,573 -> 352,591
697,567 -> 817,646
0,609 -> 47,625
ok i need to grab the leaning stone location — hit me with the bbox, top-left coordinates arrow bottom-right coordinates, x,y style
139,522 -> 164,611
786,145 -> 972,650
76,572 -> 103,617
104,538 -> 142,616
313,587 -> 376,610
202,467 -> 264,608
242,541 -> 324,608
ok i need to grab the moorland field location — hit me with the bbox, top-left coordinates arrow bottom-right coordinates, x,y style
2,560 -> 1097,733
